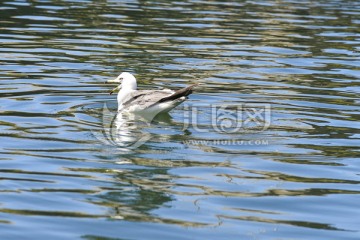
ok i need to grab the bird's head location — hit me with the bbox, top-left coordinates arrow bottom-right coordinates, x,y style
107,72 -> 137,95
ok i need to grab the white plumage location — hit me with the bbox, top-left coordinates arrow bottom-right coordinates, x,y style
107,72 -> 196,118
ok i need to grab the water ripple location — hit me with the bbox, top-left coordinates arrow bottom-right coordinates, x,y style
0,0 -> 359,239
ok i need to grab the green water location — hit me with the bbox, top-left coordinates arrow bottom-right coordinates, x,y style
0,0 -> 359,239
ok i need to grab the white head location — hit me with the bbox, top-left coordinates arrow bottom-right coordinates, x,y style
108,72 -> 137,95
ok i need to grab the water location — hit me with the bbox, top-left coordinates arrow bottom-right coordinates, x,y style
1,0 -> 360,239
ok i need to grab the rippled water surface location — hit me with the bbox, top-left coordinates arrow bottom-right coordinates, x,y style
1,0 -> 360,239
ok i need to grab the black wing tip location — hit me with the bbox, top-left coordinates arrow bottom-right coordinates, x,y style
158,83 -> 198,103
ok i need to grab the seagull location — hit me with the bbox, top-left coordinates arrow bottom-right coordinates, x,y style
106,72 -> 197,117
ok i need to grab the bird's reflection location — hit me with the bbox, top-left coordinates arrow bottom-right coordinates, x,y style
107,110 -> 173,149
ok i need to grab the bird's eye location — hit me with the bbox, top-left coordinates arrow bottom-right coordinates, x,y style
120,77 -> 123,81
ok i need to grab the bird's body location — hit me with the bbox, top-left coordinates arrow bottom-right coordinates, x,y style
107,72 -> 196,118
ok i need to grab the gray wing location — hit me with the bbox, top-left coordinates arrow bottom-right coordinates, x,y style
122,90 -> 174,110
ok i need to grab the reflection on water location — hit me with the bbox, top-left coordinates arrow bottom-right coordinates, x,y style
90,99 -> 182,151
91,103 -> 150,149
1,0 -> 360,239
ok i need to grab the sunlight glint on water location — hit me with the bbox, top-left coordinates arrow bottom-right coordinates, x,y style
0,0 -> 359,239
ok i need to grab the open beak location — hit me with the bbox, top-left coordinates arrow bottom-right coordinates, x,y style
105,78 -> 121,95
109,85 -> 121,95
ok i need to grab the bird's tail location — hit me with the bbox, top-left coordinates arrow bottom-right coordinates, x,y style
158,84 -> 198,103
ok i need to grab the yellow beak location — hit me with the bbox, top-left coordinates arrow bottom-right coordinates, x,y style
105,78 -> 121,95
109,85 -> 121,95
